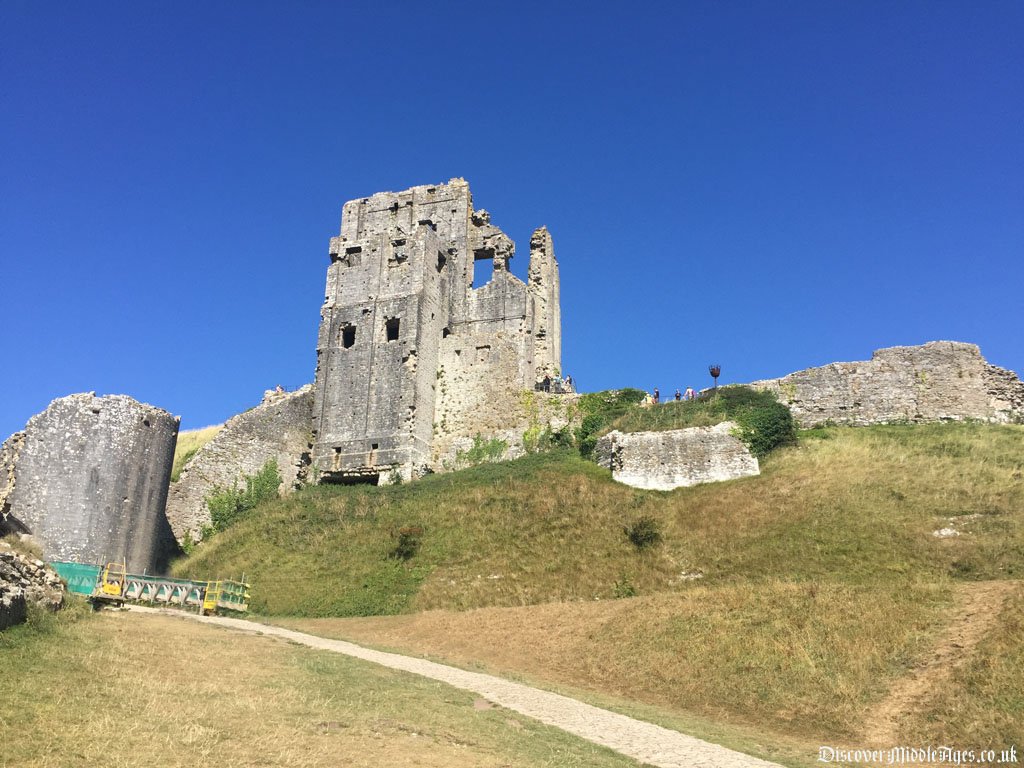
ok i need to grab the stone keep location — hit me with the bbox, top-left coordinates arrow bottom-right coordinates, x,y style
312,179 -> 561,483
0,394 -> 179,573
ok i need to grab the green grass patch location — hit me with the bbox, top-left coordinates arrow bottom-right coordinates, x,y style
608,386 -> 797,457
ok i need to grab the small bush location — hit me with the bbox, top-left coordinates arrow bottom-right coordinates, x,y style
625,516 -> 662,549
456,435 -> 508,467
390,525 -> 424,561
612,575 -> 637,598
204,459 -> 282,535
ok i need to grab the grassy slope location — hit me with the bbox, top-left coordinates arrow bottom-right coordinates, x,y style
176,423 -> 1024,613
171,422 -> 1024,758
0,606 -> 637,768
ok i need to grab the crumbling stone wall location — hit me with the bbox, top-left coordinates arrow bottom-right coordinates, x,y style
433,390 -> 580,468
165,385 -> 313,543
595,423 -> 760,491
0,394 -> 179,574
751,341 -> 1024,428
0,540 -> 64,630
312,179 -> 562,483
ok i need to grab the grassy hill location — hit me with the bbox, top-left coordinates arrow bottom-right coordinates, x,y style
174,422 -> 1023,616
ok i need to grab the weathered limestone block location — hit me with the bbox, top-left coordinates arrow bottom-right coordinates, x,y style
166,385 -> 313,543
751,341 -> 1024,428
595,423 -> 760,491
0,394 -> 179,574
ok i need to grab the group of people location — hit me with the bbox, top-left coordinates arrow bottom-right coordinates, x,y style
538,373 -> 574,394
643,386 -> 695,406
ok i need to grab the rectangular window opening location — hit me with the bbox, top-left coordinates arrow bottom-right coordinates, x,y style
342,324 -> 356,348
385,318 -> 400,341
472,249 -> 494,288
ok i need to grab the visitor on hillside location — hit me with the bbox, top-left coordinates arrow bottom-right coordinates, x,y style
685,386 -> 695,400
542,374 -> 551,393
563,374 -> 574,393
642,392 -> 654,406
674,389 -> 681,401
653,388 -> 660,404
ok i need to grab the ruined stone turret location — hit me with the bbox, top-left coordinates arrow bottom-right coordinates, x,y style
0,394 -> 179,573
312,179 -> 563,484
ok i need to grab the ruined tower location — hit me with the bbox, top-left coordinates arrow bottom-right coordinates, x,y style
312,179 -> 561,483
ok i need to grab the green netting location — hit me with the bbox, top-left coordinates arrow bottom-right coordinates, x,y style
49,561 -> 101,596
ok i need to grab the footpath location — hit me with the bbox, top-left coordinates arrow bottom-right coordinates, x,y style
130,607 -> 784,768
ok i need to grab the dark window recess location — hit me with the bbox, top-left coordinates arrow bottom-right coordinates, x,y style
442,326 -> 452,339
389,239 -> 408,266
385,318 -> 400,341
371,443 -> 379,450
343,246 -> 362,268
342,324 -> 356,348
418,219 -> 437,231
436,251 -> 447,273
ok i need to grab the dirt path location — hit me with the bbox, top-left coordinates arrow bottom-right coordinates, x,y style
862,580 -> 1016,746
130,607 -> 784,768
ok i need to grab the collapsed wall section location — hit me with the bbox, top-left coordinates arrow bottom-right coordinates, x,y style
165,385 -> 313,543
751,341 -> 1024,428
1,394 -> 179,574
595,423 -> 760,491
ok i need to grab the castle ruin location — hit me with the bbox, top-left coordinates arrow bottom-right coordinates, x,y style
312,179 -> 561,484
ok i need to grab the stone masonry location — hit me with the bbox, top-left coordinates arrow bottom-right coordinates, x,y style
0,394 -> 179,574
165,385 -> 314,543
751,341 -> 1024,428
312,179 -> 561,483
595,423 -> 760,491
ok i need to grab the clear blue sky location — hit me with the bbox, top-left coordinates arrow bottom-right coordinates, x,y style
2,1 -> 1021,438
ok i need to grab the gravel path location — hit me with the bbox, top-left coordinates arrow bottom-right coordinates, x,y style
132,607 -> 784,768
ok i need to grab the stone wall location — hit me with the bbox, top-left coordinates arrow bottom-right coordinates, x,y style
751,341 -> 1024,428
0,540 -> 64,631
595,423 -> 760,491
0,394 -> 179,574
165,385 -> 314,543
433,390 -> 580,468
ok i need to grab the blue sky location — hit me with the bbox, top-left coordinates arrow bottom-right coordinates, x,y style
2,1 -> 1021,438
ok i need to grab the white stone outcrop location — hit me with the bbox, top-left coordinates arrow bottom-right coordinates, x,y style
595,422 -> 760,491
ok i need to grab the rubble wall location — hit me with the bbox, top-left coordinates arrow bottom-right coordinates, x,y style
595,423 -> 760,491
1,394 -> 179,574
166,386 -> 313,543
0,540 -> 64,630
751,341 -> 1024,428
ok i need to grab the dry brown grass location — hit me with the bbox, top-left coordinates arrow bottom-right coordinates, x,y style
0,609 -> 641,768
277,580 -> 955,753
